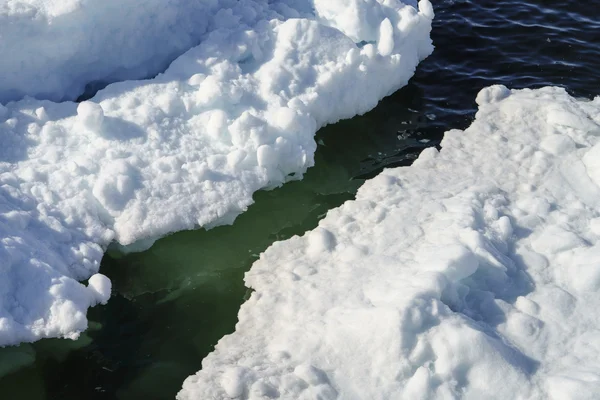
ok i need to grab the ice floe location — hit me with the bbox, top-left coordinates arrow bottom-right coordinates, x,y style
179,86 -> 600,399
0,0 -> 433,345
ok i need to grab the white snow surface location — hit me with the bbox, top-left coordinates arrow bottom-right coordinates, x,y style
0,0 -> 433,104
0,0 -> 306,103
0,1 -> 433,345
179,86 -> 600,400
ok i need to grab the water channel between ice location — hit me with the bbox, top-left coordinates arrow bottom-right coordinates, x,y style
0,83 -> 437,399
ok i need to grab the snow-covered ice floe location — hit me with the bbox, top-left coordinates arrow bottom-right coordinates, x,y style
179,86 -> 600,400
0,1 -> 433,345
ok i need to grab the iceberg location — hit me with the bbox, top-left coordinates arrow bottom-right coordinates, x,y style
0,0 -> 433,346
179,86 -> 600,399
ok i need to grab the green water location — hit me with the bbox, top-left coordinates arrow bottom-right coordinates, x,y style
0,85 -> 434,400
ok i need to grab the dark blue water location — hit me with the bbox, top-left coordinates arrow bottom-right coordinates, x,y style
1,1 -> 599,398
415,0 -> 600,132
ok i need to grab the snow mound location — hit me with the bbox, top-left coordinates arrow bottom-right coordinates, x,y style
0,0 -> 433,345
179,86 -> 600,399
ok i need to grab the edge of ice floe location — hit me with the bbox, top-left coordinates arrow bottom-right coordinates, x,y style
177,85 -> 600,399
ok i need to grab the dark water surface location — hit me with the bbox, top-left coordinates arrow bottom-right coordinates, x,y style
1,0 -> 599,398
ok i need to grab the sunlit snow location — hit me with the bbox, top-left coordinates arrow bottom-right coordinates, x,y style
0,0 -> 433,345
180,86 -> 600,400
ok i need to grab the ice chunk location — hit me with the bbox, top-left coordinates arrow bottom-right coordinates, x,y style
77,101 -> 104,130
87,274 -> 111,305
378,19 -> 395,56
475,84 -> 511,105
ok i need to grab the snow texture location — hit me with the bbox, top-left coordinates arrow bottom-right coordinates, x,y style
0,0 -> 286,103
179,86 -> 600,400
0,0 -> 433,346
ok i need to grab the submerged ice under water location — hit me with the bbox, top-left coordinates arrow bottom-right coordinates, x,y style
1,0 -> 600,398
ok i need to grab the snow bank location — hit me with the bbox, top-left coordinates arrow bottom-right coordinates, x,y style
179,86 -> 600,399
0,1 -> 433,345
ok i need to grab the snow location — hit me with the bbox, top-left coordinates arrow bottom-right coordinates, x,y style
0,0 -> 433,346
0,0 -> 435,104
0,0 -> 283,103
179,86 -> 600,399
87,274 -> 111,305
